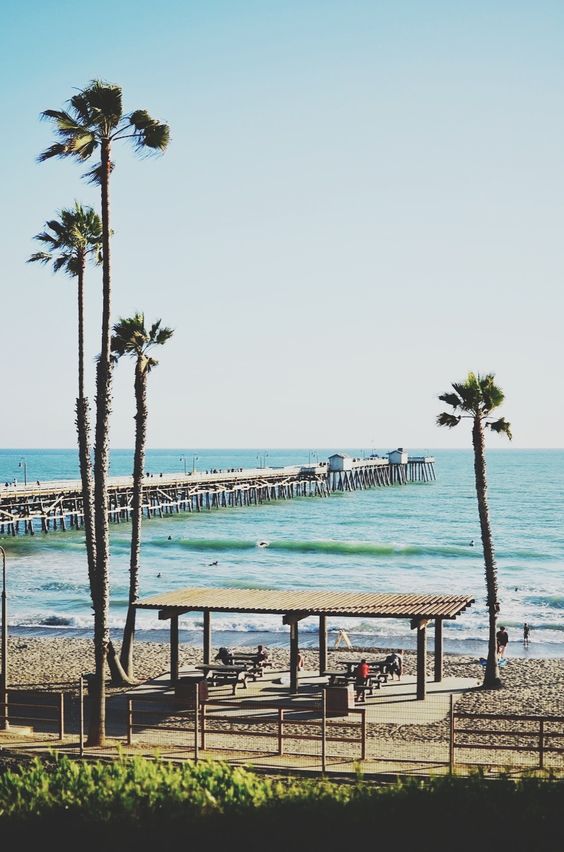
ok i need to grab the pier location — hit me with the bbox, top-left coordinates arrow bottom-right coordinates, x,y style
0,453 -> 435,536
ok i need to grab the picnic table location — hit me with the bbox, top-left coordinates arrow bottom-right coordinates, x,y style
195,664 -> 248,694
341,659 -> 388,676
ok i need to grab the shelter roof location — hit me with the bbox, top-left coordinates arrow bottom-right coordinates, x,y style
135,587 -> 474,620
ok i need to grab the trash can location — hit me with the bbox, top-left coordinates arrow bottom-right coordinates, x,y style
324,684 -> 355,716
174,676 -> 208,708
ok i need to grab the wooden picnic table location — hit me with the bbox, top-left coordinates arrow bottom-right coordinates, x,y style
195,663 -> 249,694
340,659 -> 388,675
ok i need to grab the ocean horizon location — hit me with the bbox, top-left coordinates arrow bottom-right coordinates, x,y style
1,447 -> 562,660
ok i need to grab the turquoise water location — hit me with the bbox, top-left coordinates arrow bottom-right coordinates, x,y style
0,448 -> 562,658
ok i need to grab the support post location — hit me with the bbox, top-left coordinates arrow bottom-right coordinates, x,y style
170,614 -> 179,683
203,610 -> 211,664
289,620 -> 299,693
434,618 -> 443,682
319,614 -> 327,675
412,617 -> 428,700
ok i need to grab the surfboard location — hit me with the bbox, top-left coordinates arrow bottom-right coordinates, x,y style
257,540 -> 270,548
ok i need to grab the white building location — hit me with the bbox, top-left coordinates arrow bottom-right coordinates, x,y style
328,453 -> 353,472
388,448 -> 408,464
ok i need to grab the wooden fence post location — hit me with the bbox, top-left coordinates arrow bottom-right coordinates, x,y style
194,683 -> 199,763
127,700 -> 133,746
321,689 -> 327,773
449,694 -> 455,773
58,692 -> 64,740
278,708 -> 284,755
360,708 -> 366,761
539,718 -> 545,770
200,703 -> 206,751
79,677 -> 84,757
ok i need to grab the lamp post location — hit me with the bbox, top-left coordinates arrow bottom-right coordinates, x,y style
192,455 -> 199,473
180,456 -> 187,475
18,457 -> 27,486
308,450 -> 318,464
0,545 -> 7,729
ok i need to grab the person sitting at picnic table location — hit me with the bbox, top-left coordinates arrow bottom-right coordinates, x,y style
254,644 -> 270,667
354,658 -> 370,702
384,650 -> 403,681
214,647 -> 233,665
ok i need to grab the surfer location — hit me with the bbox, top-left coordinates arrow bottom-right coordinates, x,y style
257,540 -> 269,548
469,540 -> 474,546
209,560 -> 218,566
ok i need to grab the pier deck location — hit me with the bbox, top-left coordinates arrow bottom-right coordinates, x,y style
0,456 -> 435,536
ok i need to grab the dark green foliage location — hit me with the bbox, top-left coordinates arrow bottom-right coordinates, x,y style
0,757 -> 561,851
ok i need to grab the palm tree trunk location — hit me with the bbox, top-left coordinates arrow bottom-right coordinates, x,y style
88,139 -> 113,746
75,262 -> 97,603
120,359 -> 148,677
472,416 -> 501,688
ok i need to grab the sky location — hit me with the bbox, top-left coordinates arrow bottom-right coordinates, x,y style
1,0 -> 563,450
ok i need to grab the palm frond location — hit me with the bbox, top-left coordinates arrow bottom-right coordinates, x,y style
37,142 -> 69,162
437,392 -> 461,409
83,160 -> 114,185
436,412 -> 461,429
27,251 -> 52,265
128,111 -> 170,153
487,417 -> 512,440
81,80 -> 123,131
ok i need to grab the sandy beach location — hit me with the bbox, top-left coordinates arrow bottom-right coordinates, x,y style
6,636 -> 564,718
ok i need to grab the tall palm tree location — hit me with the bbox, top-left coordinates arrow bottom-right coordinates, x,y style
111,314 -> 173,679
39,81 -> 169,745
437,372 -> 512,688
28,203 -> 102,596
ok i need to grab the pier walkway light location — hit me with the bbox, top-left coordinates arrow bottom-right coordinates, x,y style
18,457 -> 27,486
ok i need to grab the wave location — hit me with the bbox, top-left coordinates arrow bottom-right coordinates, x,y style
146,536 -> 552,561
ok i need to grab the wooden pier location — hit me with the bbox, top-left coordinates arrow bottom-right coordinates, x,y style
0,455 -> 435,536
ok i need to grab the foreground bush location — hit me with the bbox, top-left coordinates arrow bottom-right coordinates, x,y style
0,755 -> 561,850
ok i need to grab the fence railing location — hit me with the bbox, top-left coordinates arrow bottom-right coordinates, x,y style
452,710 -> 564,771
1,683 -> 563,777
2,689 -> 65,740
127,686 -> 367,771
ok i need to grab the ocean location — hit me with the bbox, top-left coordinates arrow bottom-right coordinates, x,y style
0,448 -> 562,659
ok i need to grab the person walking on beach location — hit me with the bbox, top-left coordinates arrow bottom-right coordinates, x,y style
523,622 -> 531,646
496,625 -> 509,658
384,649 -> 403,680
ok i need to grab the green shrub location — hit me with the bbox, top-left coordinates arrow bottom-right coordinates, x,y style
0,756 -> 561,851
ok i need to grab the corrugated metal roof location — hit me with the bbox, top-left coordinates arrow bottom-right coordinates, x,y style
135,587 -> 474,620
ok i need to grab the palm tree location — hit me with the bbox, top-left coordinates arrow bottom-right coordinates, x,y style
111,314 -> 173,679
28,203 -> 102,597
437,372 -> 512,688
39,81 -> 169,745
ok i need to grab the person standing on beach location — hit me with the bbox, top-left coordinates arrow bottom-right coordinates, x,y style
523,622 -> 531,646
496,625 -> 509,657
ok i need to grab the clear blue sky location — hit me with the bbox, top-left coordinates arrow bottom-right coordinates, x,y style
2,1 -> 563,449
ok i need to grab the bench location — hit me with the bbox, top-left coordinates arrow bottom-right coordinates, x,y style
230,656 -> 266,680
207,669 -> 248,695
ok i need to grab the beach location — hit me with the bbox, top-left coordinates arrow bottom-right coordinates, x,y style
6,636 -> 564,718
